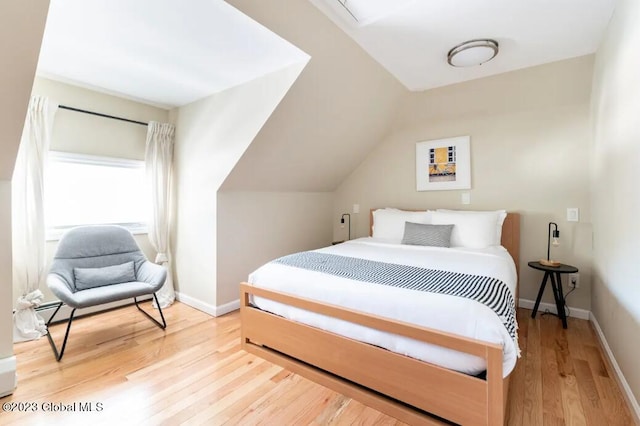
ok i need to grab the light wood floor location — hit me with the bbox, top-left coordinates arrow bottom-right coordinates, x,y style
1,302 -> 635,425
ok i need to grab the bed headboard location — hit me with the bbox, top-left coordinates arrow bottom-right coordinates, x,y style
500,213 -> 520,279
369,209 -> 521,292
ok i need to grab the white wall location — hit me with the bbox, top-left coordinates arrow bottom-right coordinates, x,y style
13,77 -> 169,305
216,191 -> 333,305
0,3 -> 49,181
0,183 -> 14,359
0,182 -> 16,397
172,63 -> 306,311
334,56 -> 594,310
0,0 -> 50,397
223,0 -> 406,192
591,0 -> 640,406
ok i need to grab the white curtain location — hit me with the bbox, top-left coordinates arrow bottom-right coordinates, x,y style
12,96 -> 58,342
145,121 -> 176,308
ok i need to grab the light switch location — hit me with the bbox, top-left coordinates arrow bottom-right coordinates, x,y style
461,193 -> 471,205
353,204 -> 360,214
567,208 -> 579,222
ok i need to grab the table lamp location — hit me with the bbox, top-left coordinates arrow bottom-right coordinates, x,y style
540,222 -> 560,267
340,213 -> 351,240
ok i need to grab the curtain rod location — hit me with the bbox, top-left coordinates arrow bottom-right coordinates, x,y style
59,105 -> 148,127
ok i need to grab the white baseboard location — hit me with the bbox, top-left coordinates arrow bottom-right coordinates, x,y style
518,298 -> 590,320
0,356 -> 16,398
215,299 -> 240,317
174,292 -> 216,317
174,292 -> 239,317
36,295 -> 153,324
590,312 -> 640,423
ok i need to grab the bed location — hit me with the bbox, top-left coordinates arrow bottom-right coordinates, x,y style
240,209 -> 520,425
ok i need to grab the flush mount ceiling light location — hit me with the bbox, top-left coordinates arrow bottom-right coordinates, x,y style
447,39 -> 499,67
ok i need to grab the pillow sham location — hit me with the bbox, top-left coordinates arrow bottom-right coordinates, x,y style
435,209 -> 507,246
401,222 -> 454,248
372,208 -> 432,242
431,210 -> 505,248
74,261 -> 136,291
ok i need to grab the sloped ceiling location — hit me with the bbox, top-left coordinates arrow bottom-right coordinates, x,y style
37,0 -> 308,108
0,1 -> 50,180
221,0 -> 407,192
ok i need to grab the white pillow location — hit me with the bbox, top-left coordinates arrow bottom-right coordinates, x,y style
372,208 -> 432,242
431,209 -> 507,248
436,209 -> 507,245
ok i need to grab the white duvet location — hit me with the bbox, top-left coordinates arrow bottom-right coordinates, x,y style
248,237 -> 519,377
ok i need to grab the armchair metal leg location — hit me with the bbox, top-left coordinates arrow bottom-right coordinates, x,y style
134,294 -> 167,329
45,296 -> 165,362
45,302 -> 77,362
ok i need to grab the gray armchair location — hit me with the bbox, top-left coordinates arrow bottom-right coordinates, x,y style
46,225 -> 167,361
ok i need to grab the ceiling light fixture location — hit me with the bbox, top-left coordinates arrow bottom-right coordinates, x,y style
447,39 -> 499,67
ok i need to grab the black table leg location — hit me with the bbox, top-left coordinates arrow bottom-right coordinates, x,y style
531,272 -> 550,318
549,273 -> 563,325
554,272 -> 568,329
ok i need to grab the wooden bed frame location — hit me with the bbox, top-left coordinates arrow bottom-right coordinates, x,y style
240,211 -> 520,425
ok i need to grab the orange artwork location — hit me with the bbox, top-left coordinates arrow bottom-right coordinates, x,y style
428,145 -> 456,182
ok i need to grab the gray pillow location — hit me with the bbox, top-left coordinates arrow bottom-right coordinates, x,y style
74,261 -> 136,291
401,222 -> 454,248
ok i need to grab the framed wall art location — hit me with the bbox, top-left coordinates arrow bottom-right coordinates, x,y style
416,136 -> 471,191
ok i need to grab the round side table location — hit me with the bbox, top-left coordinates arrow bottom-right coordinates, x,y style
528,261 -> 578,329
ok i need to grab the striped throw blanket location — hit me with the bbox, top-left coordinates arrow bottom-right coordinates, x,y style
274,251 -> 517,345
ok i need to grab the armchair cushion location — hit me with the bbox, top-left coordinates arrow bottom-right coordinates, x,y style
74,261 -> 136,291
47,274 -> 163,309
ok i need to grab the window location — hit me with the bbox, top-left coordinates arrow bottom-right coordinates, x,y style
45,152 -> 149,238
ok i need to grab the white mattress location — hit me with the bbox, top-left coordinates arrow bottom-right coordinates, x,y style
247,237 -> 519,377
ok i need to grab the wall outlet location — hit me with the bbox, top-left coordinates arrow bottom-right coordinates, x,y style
353,204 -> 360,214
568,273 -> 580,288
